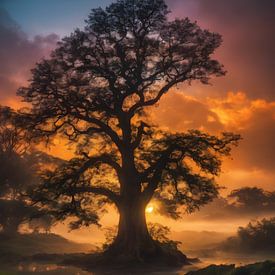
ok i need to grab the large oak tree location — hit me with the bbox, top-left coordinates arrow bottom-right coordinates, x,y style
18,0 -> 240,264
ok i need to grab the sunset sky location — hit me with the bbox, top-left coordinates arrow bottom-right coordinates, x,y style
0,0 -> 274,241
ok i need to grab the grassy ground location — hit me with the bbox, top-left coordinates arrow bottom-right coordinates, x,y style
186,260 -> 275,275
0,232 -> 96,264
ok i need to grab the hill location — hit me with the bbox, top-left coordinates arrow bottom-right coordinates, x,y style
0,232 -> 97,262
186,260 -> 275,275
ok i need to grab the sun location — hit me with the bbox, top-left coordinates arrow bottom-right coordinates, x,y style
145,205 -> 154,214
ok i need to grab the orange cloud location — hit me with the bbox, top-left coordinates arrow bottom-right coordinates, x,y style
151,90 -> 223,133
153,90 -> 275,188
207,91 -> 275,130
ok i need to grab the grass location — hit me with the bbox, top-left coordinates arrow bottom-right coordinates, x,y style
186,260 -> 275,275
0,232 -> 96,265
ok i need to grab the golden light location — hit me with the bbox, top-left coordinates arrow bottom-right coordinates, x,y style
146,205 -> 154,214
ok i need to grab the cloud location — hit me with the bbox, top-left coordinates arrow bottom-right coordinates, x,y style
208,92 -> 275,171
0,9 -> 59,107
151,90 -> 224,133
166,0 -> 275,100
184,187 -> 275,223
153,91 -> 275,173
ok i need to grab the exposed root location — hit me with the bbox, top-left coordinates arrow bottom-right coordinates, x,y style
63,240 -> 191,273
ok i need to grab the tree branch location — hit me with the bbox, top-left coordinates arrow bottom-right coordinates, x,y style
73,186 -> 120,207
128,75 -> 187,117
142,145 -> 176,203
79,154 -> 122,178
131,121 -> 149,150
74,113 -> 123,151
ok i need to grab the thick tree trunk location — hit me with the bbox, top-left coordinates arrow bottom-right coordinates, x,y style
101,146 -> 188,266
104,196 -> 188,267
107,197 -> 158,261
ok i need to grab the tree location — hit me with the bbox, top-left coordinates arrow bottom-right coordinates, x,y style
0,107 -> 58,234
28,214 -> 54,234
0,107 -> 30,198
0,106 -> 33,234
222,217 -> 275,253
237,218 -> 275,252
228,187 -> 275,211
18,0 -> 240,264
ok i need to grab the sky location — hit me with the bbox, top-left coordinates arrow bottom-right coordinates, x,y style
0,0 -> 275,238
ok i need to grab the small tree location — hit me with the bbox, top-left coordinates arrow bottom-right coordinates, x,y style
222,217 -> 275,253
0,107 -> 30,198
228,187 -> 275,211
18,0 -> 240,264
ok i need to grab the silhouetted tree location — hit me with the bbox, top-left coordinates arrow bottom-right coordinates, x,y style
222,217 -> 275,253
18,0 -> 240,264
0,107 -> 30,198
228,187 -> 275,211
29,214 -> 54,234
0,106 -> 33,234
0,200 -> 26,233
0,107 -> 58,234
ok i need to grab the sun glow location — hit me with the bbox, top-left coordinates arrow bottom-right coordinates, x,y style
146,205 -> 154,214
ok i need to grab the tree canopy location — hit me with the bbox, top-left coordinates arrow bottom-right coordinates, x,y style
17,0 -> 240,263
222,217 -> 275,253
228,187 -> 275,210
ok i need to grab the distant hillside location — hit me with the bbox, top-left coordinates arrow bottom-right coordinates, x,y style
186,260 -> 275,275
0,233 -> 97,257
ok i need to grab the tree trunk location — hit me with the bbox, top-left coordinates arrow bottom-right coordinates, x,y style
107,196 -> 158,261
101,148 -> 188,266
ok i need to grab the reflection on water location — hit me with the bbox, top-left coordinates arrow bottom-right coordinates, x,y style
1,255 -> 273,275
3,262 -> 92,275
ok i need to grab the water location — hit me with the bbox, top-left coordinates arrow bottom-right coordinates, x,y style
1,263 -> 90,275
1,255 -> 273,275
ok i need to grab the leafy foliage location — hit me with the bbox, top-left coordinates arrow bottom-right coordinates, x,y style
222,217 -> 275,253
228,187 -> 275,211
148,222 -> 181,251
17,0 -> 240,230
0,107 -> 59,234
